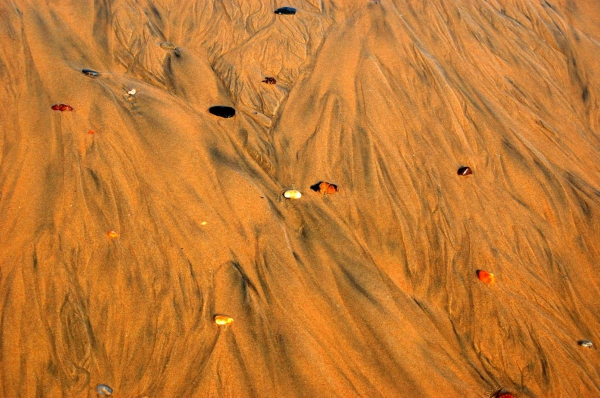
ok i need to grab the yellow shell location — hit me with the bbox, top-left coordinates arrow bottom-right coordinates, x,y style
107,230 -> 119,238
214,315 -> 234,326
283,190 -> 302,199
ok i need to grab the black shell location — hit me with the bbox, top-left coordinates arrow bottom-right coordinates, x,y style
274,6 -> 297,15
209,106 -> 236,118
82,68 -> 100,78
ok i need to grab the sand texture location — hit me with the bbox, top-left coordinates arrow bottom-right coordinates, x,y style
1,0 -> 600,396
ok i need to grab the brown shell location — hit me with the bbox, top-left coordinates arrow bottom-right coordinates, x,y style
457,166 -> 472,176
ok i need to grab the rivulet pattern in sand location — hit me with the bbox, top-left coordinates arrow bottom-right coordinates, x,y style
0,0 -> 599,396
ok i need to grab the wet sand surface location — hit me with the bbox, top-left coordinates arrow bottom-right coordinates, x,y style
1,0 -> 600,396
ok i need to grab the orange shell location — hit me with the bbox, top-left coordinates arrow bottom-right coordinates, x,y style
88,130 -> 96,135
477,270 -> 495,284
107,230 -> 120,238
318,181 -> 339,195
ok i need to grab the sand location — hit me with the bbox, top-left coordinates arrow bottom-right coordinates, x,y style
0,0 -> 599,396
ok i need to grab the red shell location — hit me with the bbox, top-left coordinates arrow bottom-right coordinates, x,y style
52,103 -> 74,111
497,393 -> 515,398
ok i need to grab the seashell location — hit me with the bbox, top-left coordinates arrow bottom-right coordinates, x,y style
96,384 -> 113,396
214,315 -> 234,326
209,106 -> 236,118
82,68 -> 99,78
578,340 -> 593,348
52,104 -> 74,111
283,190 -> 302,199
496,392 -> 515,398
274,6 -> 297,15
457,166 -> 473,176
107,230 -> 119,238
88,130 -> 96,135
127,88 -> 137,96
477,270 -> 495,284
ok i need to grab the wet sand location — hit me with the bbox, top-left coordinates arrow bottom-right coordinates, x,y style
1,0 -> 599,396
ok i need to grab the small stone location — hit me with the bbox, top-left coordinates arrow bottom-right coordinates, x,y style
107,230 -> 119,239
283,190 -> 302,199
311,181 -> 339,195
496,391 -> 515,398
578,340 -> 593,348
274,6 -> 297,15
51,104 -> 74,111
214,315 -> 234,325
209,106 -> 236,118
82,68 -> 100,78
262,77 -> 277,84
96,384 -> 113,396
477,270 -> 495,284
457,166 -> 473,176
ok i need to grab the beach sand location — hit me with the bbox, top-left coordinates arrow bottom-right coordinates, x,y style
0,0 -> 599,396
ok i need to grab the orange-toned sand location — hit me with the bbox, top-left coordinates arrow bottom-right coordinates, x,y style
1,0 -> 600,397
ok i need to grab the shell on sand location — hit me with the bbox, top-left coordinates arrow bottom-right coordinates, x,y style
214,315 -> 234,325
283,190 -> 302,199
477,270 -> 495,284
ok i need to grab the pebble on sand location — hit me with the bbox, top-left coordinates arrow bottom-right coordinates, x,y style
496,391 -> 515,398
107,230 -> 120,238
457,166 -> 473,176
283,190 -> 302,199
477,270 -> 495,284
274,6 -> 297,15
82,68 -> 100,78
262,77 -> 277,84
51,104 -> 74,111
578,340 -> 593,348
209,106 -> 236,118
311,181 -> 339,195
214,315 -> 234,326
88,130 -> 96,135
496,390 -> 515,398
96,384 -> 113,396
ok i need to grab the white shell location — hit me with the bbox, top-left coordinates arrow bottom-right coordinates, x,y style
127,88 -> 137,96
283,190 -> 302,199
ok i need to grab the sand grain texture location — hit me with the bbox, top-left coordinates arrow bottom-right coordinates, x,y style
1,0 -> 600,396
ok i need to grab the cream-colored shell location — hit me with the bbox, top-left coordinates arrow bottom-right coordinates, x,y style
283,190 -> 302,199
